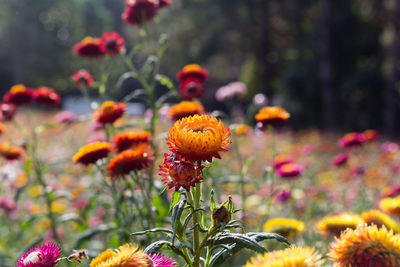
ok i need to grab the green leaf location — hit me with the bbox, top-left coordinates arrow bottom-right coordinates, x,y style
130,228 -> 173,236
210,190 -> 215,214
171,199 -> 186,244
169,191 -> 181,215
247,232 -> 290,246
155,74 -> 175,91
203,232 -> 267,254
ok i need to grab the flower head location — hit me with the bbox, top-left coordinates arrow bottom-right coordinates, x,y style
0,102 -> 17,121
107,145 -> 153,178
55,111 -> 77,124
332,152 -> 349,167
363,129 -> 379,142
166,114 -> 231,162
113,131 -> 151,153
273,155 -> 294,169
243,245 -> 324,267
4,84 -> 34,106
263,218 -> 305,240
0,142 -> 24,160
362,209 -> 400,233
381,184 -> 400,198
274,189 -> 291,203
317,213 -> 364,237
16,242 -> 61,267
215,81 -> 247,101
90,244 -> 150,267
122,0 -> 159,26
328,224 -> 400,267
338,132 -> 366,148
93,101 -> 126,125
168,101 -> 205,121
101,32 -> 125,56
73,37 -> 105,58
0,123 -> 7,135
177,64 -> 208,100
379,196 -> 400,216
159,153 -> 203,191
33,87 -> 61,106
158,0 -> 171,8
276,163 -> 304,179
148,253 -> 178,267
233,124 -> 252,136
73,142 -> 111,166
255,106 -> 290,127
72,69 -> 95,89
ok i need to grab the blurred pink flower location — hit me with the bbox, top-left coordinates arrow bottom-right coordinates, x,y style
332,153 -> 349,167
274,190 -> 291,203
55,110 -> 77,124
88,216 -> 102,227
216,81 -> 247,101
381,142 -> 398,153
253,93 -> 268,106
0,196 -> 16,214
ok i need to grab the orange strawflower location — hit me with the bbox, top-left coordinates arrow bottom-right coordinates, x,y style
90,244 -> 150,267
159,153 -> 203,191
168,101 -> 205,121
234,124 -> 251,136
166,114 -> 231,162
0,123 -> 6,135
73,142 -> 111,166
107,145 -> 153,178
93,101 -> 126,124
255,106 -> 290,126
0,142 -> 24,160
113,131 -> 151,153
328,224 -> 400,267
379,196 -> 400,216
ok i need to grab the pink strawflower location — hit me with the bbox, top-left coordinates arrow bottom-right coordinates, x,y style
276,163 -> 304,179
381,142 -> 398,153
332,153 -> 349,167
273,155 -> 294,169
215,81 -> 247,101
274,190 -> 291,203
55,111 -> 77,124
15,242 -> 61,267
338,132 -> 366,148
0,196 -> 16,213
253,93 -> 268,106
148,253 -> 178,267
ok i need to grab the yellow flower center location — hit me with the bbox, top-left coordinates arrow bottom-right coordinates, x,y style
183,64 -> 201,72
102,101 -> 115,111
10,84 -> 26,93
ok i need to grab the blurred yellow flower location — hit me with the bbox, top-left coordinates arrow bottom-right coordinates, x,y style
51,201 -> 67,214
362,209 -> 400,233
263,218 -> 305,239
379,196 -> 400,216
28,186 -> 43,198
243,245 -> 324,267
317,213 -> 364,237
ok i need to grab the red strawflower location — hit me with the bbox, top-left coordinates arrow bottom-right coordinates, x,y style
159,153 -> 203,191
33,87 -> 61,106
72,69 -> 95,89
179,77 -> 205,100
0,103 -> 17,121
113,131 -> 151,153
101,32 -> 125,56
3,85 -> 34,106
122,0 -> 159,26
107,145 -> 153,178
15,242 -> 61,267
177,64 -> 208,82
73,37 -> 105,58
93,101 -> 126,125
0,142 -> 24,161
363,129 -> 379,142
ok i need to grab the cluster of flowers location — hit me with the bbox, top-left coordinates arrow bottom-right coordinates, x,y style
273,154 -> 304,179
72,101 -> 154,178
0,84 -> 60,121
16,242 -> 177,267
73,32 -> 125,59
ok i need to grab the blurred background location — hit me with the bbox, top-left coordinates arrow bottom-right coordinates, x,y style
0,0 -> 399,134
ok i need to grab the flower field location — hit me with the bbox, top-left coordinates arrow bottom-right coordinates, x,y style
3,1 -> 400,267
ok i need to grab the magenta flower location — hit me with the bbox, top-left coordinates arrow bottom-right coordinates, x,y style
274,190 -> 291,203
54,111 -> 77,124
215,81 -> 247,101
276,163 -> 304,179
16,242 -> 61,267
148,253 -> 178,267
332,152 -> 349,167
381,142 -> 399,153
338,132 -> 366,148
273,155 -> 294,169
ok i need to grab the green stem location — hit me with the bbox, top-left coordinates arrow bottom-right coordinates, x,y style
191,183 -> 202,267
